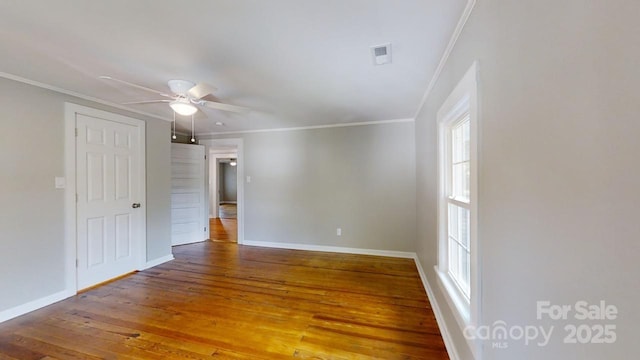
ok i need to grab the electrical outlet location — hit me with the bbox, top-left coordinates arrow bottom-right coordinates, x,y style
337,228 -> 342,236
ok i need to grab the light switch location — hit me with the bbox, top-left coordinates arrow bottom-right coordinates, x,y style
55,177 -> 66,189
246,176 -> 251,183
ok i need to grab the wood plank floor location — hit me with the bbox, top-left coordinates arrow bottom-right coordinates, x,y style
0,242 -> 448,359
218,204 -> 237,219
209,218 -> 237,243
210,204 -> 237,243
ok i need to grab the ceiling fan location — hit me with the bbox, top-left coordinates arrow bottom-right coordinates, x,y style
99,76 -> 250,116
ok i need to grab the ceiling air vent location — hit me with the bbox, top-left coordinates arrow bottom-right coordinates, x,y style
371,43 -> 392,65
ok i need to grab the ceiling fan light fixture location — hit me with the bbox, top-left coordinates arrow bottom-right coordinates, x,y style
170,99 -> 198,116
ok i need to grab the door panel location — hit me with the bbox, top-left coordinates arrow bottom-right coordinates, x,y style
87,217 -> 105,266
76,113 -> 143,290
114,155 -> 130,199
171,144 -> 206,246
115,214 -> 131,259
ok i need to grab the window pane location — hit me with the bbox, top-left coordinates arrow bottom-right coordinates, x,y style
448,240 -> 471,299
451,118 -> 470,163
452,125 -> 463,163
452,162 -> 470,201
448,204 -> 469,249
448,203 -> 470,296
462,118 -> 470,162
458,206 -> 470,249
448,204 -> 459,240
448,239 -> 459,279
459,248 -> 470,297
453,163 -> 462,198
464,161 -> 470,199
450,117 -> 470,201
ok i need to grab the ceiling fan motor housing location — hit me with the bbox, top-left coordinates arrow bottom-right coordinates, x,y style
168,80 -> 196,96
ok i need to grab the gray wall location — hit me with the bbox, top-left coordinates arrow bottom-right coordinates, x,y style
208,121 -> 416,251
220,163 -> 237,202
145,119 -> 172,261
415,1 -> 639,359
0,77 -> 172,312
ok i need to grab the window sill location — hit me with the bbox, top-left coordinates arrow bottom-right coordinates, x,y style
435,266 -> 471,335
435,267 -> 483,358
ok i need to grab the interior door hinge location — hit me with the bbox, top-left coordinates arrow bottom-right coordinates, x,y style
76,194 -> 78,202
204,227 -> 207,232
76,259 -> 79,268
75,128 -> 78,137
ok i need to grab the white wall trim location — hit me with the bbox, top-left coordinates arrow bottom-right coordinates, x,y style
413,256 -> 461,360
242,240 -> 416,259
413,0 -> 477,118
198,118 -> 415,137
64,104 -> 78,295
0,72 -> 170,122
142,254 -> 175,270
0,290 -> 75,324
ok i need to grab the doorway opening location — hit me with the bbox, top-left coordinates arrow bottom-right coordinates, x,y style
211,158 -> 238,242
200,139 -> 244,244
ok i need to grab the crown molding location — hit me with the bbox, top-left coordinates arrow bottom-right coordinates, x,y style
198,118 -> 414,137
0,72 -> 171,122
413,0 -> 477,118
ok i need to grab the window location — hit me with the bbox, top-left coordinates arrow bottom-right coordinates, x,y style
447,116 -> 471,298
436,62 -> 479,356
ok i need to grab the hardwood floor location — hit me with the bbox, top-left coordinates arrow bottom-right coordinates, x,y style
210,204 -> 238,243
0,242 -> 448,359
209,218 -> 237,243
218,204 -> 237,219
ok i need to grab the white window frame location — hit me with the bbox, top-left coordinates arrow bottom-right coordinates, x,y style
436,61 -> 481,358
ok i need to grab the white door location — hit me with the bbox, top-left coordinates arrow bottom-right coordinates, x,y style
76,112 -> 145,290
171,143 -> 206,245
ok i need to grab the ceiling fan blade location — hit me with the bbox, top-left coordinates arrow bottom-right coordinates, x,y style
188,82 -> 217,99
122,100 -> 172,105
203,100 -> 250,114
99,76 -> 172,98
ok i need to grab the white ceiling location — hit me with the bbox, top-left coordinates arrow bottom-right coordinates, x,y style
0,0 -> 467,134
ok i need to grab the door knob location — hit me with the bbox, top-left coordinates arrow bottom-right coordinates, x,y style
132,203 -> 141,208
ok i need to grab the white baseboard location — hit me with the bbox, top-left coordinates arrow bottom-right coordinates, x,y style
242,240 -> 416,258
0,254 -> 175,324
0,289 -> 75,324
413,255 -> 460,360
142,254 -> 175,270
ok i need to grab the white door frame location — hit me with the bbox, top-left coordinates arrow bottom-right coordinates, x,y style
211,153 -> 237,218
64,103 -> 147,293
199,138 -> 244,244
